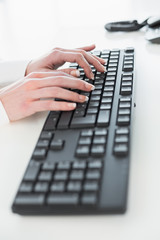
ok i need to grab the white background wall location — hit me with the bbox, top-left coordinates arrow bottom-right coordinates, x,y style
0,0 -> 160,59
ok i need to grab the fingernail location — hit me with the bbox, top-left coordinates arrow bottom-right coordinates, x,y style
79,95 -> 88,102
85,82 -> 95,91
102,66 -> 106,72
90,72 -> 94,80
85,96 -> 89,102
71,70 -> 80,77
68,103 -> 76,108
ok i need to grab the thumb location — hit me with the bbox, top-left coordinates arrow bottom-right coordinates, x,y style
58,68 -> 80,77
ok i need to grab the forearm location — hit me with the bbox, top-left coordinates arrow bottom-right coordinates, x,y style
0,59 -> 29,125
0,60 -> 29,88
0,101 -> 9,126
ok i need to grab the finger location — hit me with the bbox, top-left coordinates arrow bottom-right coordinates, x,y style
57,68 -> 80,77
79,52 -> 106,72
32,87 -> 89,103
92,55 -> 106,65
54,49 -> 106,73
26,71 -> 74,79
77,44 -> 96,52
57,51 -> 94,79
26,76 -> 95,91
32,100 -> 77,112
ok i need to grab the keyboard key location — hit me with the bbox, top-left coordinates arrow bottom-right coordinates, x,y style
88,160 -> 102,169
116,128 -> 129,135
44,115 -> 59,130
15,194 -> 45,205
19,182 -> 33,193
91,145 -> 105,157
34,182 -> 49,192
94,129 -> 107,136
123,64 -> 133,71
87,108 -> 98,114
70,170 -> 84,180
97,110 -> 110,126
86,170 -> 101,180
37,139 -> 50,148
72,161 -> 86,169
40,131 -> 53,140
73,109 -> 85,117
102,91 -> 113,97
101,97 -> 112,103
117,116 -> 130,126
88,101 -> 99,108
114,144 -> 128,156
24,161 -> 40,181
83,181 -> 99,191
121,87 -> 132,95
32,148 -> 47,159
71,115 -> 96,128
57,111 -> 73,129
120,97 -> 131,102
38,171 -> 52,181
78,137 -> 92,145
75,146 -> 90,157
100,103 -> 112,110
119,102 -> 131,108
115,135 -> 129,143
47,193 -> 79,205
42,162 -> 55,170
121,81 -> 132,87
67,181 -> 82,192
93,136 -> 106,144
54,171 -> 68,181
125,47 -> 134,53
118,109 -> 131,115
81,193 -> 97,205
50,139 -> 64,150
50,182 -> 65,192
80,129 -> 93,137
57,162 -> 71,170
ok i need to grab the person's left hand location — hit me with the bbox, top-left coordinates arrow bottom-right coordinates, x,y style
25,44 -> 106,79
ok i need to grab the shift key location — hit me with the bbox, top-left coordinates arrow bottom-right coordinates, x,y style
97,110 -> 110,126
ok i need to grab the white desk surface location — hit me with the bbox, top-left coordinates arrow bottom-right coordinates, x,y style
1,1 -> 160,239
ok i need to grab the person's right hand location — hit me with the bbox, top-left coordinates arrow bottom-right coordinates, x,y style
0,71 -> 95,122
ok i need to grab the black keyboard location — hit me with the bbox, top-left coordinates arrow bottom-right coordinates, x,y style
12,47 -> 135,215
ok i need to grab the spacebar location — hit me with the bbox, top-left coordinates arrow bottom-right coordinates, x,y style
70,115 -> 96,128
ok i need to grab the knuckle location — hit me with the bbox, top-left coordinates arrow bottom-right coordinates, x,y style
73,92 -> 79,101
27,72 -> 39,78
24,79 -> 36,90
57,71 -> 66,77
79,49 -> 85,55
53,47 -> 61,51
46,100 -> 54,109
77,53 -> 84,60
52,49 -> 61,57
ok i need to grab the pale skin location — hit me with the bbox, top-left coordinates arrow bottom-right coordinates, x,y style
0,44 -> 106,122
